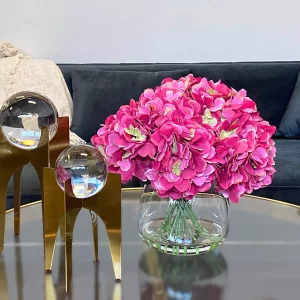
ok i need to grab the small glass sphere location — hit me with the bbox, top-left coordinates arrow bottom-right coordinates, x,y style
55,145 -> 108,199
0,91 -> 58,150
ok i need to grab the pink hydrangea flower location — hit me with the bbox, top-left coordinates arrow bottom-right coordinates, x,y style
215,116 -> 276,202
92,74 -> 276,203
91,99 -> 152,182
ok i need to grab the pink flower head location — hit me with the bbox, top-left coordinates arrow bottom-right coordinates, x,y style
92,74 -> 276,203
215,115 -> 276,202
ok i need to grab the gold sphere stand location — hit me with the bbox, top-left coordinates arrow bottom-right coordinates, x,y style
0,117 -> 69,252
0,116 -> 69,253
0,115 -> 122,293
13,117 -> 70,234
43,168 -> 122,292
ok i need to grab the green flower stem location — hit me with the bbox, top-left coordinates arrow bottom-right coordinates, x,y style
185,202 -> 219,243
157,198 -> 221,246
179,202 -> 194,239
181,209 -> 186,239
178,210 -> 181,237
185,203 -> 205,233
158,199 -> 195,243
159,202 -> 176,232
169,204 -> 182,238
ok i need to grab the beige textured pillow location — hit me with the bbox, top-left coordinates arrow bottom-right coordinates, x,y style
0,42 -> 85,145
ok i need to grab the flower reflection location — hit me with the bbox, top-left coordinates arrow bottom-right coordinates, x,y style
139,249 -> 228,300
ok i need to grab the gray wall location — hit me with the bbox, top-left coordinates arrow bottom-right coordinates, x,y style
0,0 -> 299,63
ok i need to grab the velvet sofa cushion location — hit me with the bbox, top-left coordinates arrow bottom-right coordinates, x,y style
269,139 -> 300,187
277,72 -> 300,138
60,62 -> 300,128
252,139 -> 300,206
70,69 -> 191,142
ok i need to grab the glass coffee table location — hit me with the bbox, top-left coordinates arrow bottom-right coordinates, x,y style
1,189 -> 300,300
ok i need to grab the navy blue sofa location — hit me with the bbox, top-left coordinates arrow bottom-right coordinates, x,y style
6,62 -> 300,209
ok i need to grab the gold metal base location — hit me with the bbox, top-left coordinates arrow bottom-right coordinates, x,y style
43,167 -> 122,292
11,117 -> 70,238
0,125 -> 51,252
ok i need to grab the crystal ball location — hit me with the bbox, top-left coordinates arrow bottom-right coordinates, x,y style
55,145 -> 108,199
0,91 -> 58,150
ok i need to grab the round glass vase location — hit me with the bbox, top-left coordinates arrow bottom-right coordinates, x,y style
138,185 -> 229,256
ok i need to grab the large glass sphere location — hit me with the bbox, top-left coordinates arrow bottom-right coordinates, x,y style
55,145 -> 108,199
0,91 -> 58,150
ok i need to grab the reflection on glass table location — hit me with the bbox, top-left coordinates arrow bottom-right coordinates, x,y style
139,249 -> 227,300
0,238 -> 104,300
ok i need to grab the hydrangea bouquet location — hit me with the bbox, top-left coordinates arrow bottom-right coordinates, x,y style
92,74 -> 276,249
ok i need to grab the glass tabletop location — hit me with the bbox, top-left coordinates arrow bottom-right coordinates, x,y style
1,189 -> 300,300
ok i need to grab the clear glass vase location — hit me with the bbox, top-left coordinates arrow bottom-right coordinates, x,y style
138,185 -> 229,256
